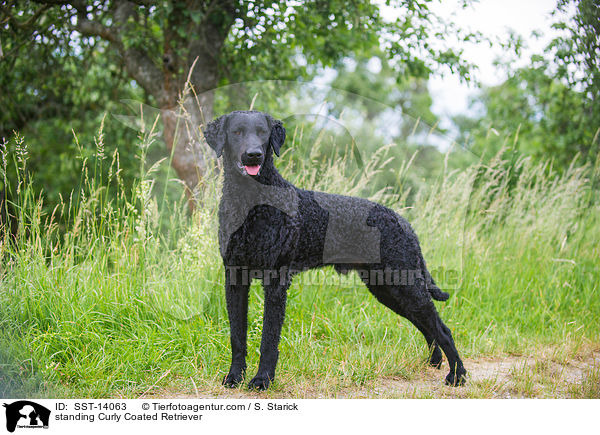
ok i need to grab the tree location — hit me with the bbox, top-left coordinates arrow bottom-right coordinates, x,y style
453,0 -> 600,167
552,0 -> 599,120
1,0 -> 475,205
324,51 -> 446,196
453,59 -> 594,165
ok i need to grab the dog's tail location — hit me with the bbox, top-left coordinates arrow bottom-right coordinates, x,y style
424,268 -> 449,301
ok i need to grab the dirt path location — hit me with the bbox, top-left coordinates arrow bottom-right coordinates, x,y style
145,348 -> 600,399
364,350 -> 600,399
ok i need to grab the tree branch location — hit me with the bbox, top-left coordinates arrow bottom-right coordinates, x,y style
121,47 -> 166,102
74,18 -> 118,43
0,3 -> 51,29
72,2 -> 165,103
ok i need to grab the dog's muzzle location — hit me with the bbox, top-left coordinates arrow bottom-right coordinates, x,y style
241,149 -> 264,176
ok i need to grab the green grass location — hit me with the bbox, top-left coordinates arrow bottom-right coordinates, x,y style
0,122 -> 599,398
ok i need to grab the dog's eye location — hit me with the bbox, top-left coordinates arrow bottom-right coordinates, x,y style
233,130 -> 242,135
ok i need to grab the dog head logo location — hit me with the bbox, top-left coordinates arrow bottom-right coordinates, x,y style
2,401 -> 50,432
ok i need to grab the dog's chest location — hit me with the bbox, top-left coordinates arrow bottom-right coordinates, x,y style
218,196 -> 299,267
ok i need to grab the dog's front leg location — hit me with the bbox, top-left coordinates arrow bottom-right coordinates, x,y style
223,268 -> 250,388
248,276 -> 290,390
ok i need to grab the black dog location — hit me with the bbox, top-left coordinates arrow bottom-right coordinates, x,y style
203,110 -> 467,390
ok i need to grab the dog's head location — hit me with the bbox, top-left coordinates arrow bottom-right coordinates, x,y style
203,111 -> 286,177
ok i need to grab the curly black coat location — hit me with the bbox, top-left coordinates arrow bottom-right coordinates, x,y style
203,110 -> 467,390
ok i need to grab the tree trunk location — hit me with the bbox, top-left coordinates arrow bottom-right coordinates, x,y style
160,6 -> 234,208
161,86 -> 214,205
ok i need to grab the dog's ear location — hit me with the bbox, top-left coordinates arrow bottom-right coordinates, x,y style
203,114 -> 227,157
266,114 -> 286,157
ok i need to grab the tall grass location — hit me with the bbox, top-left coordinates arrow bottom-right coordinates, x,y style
0,119 -> 598,398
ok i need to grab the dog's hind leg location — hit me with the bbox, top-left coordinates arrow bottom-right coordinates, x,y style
223,269 -> 250,388
406,301 -> 467,386
365,283 -> 443,368
248,275 -> 291,391
364,280 -> 466,385
406,315 -> 444,368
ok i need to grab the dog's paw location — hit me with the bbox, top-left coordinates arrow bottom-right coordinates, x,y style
444,370 -> 467,387
222,368 -> 245,388
248,373 -> 273,391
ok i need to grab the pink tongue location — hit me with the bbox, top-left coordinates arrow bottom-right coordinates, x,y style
245,165 -> 260,176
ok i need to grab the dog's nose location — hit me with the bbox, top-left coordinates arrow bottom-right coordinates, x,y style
245,149 -> 263,159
